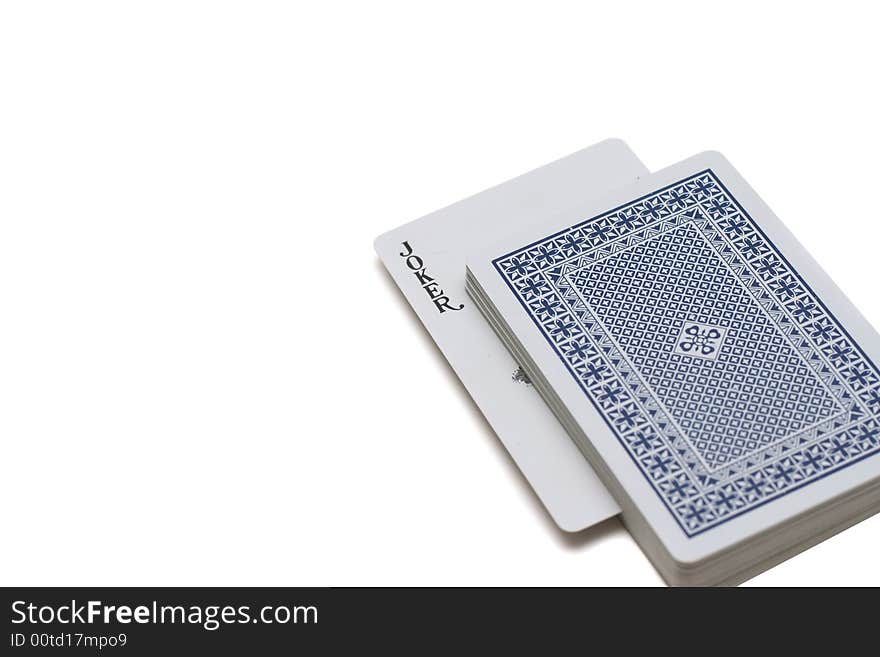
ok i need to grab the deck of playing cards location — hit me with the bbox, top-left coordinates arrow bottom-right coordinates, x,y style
378,143 -> 880,585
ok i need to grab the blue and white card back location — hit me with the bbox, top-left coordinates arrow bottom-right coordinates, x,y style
469,151 -> 880,565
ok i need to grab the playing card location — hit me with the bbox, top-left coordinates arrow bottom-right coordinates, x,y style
375,140 -> 648,531
468,151 -> 880,579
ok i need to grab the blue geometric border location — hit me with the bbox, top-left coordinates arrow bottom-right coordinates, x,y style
492,170 -> 880,536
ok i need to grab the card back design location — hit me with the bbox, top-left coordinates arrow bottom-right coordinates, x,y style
493,170 -> 880,536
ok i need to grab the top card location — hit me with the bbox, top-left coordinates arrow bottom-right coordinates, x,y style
468,152 -> 880,565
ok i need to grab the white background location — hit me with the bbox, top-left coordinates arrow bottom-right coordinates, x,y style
1,2 -> 878,586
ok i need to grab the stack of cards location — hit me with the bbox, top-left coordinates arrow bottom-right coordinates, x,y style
467,151 -> 880,585
377,142 -> 880,585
